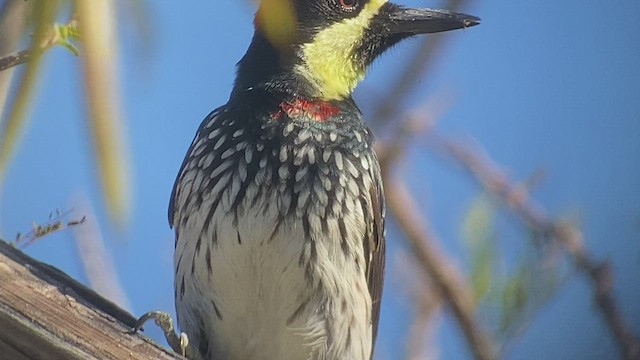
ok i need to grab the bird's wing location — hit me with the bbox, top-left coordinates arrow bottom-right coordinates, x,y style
168,106 -> 225,231
366,154 -> 386,356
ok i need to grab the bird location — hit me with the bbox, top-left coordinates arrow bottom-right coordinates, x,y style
135,1 -> 479,359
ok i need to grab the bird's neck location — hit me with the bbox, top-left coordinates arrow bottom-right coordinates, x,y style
232,32 -> 358,123
233,32 -> 281,95
233,32 -> 356,102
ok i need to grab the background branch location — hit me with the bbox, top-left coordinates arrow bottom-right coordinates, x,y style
429,133 -> 640,360
0,0 -> 30,117
381,172 -> 496,360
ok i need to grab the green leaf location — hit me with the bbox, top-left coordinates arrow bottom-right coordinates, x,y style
499,266 -> 530,333
53,21 -> 81,56
462,194 -> 497,302
462,194 -> 495,247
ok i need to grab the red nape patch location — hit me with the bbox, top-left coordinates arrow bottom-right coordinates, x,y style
278,99 -> 340,122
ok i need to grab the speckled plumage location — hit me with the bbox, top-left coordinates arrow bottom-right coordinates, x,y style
164,1 -> 479,359
169,90 -> 385,360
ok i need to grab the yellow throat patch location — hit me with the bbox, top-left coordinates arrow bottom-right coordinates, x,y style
297,0 -> 388,100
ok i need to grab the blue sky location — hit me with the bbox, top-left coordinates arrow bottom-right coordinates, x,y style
1,0 -> 639,359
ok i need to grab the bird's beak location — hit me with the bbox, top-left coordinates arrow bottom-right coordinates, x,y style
386,7 -> 480,36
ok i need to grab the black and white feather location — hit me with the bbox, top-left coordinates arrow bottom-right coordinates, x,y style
169,94 -> 385,360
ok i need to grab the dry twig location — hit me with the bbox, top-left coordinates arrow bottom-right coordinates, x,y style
12,209 -> 86,249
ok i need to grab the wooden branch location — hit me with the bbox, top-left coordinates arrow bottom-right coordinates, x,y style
0,240 -> 181,360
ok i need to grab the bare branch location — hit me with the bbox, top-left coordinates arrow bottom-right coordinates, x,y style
0,49 -> 31,72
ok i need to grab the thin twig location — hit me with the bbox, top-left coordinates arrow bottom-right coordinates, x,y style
12,209 -> 86,249
0,49 -> 31,72
0,17 -> 79,73
430,133 -> 640,360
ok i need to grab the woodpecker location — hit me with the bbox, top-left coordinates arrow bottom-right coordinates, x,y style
136,1 -> 478,359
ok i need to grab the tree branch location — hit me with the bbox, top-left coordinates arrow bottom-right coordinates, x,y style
430,133 -> 640,360
0,49 -> 31,72
0,240 -> 181,360
377,114 -> 497,360
383,177 -> 497,360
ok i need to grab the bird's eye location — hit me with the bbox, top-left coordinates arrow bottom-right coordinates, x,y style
337,0 -> 359,12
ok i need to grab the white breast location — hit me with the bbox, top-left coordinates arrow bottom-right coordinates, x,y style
171,110 -> 377,360
174,170 -> 373,360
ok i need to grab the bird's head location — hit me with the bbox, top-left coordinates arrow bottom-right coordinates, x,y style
235,0 -> 480,101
